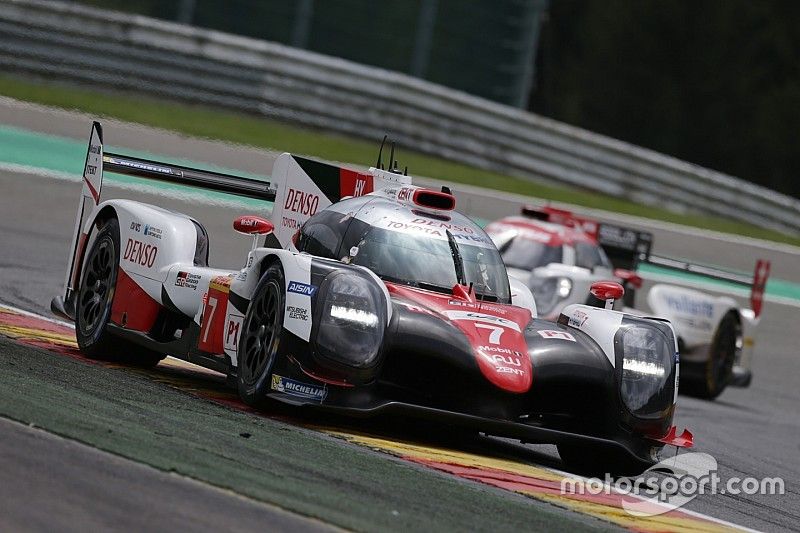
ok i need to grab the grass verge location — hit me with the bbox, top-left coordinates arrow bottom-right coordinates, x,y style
1,74 -> 798,247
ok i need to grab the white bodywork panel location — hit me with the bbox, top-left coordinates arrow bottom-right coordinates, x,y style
562,303 -> 680,404
508,277 -> 537,318
164,264 -> 235,318
269,153 -> 410,248
83,199 -> 202,304
271,155 -> 332,249
647,284 -> 737,360
226,247 -> 393,366
531,263 -> 612,320
561,304 -> 624,366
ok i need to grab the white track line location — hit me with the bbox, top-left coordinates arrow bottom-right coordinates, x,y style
0,162 -> 264,209
1,301 -> 74,328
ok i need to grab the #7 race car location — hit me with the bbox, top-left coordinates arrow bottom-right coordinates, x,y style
51,122 -> 692,474
486,206 -> 770,399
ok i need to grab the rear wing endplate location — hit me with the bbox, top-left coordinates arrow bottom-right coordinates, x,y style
54,121 -> 276,320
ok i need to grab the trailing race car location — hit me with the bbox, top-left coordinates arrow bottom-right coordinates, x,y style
52,123 -> 692,474
486,206 -> 770,399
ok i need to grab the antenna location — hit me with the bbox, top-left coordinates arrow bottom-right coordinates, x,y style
388,142 -> 395,173
376,135 -> 388,169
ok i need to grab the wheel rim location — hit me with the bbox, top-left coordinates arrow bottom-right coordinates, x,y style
240,280 -> 281,385
78,237 -> 115,336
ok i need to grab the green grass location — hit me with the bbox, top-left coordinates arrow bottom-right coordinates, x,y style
2,74 -> 799,247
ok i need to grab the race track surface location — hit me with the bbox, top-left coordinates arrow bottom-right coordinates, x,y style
0,416 -> 334,533
0,99 -> 798,532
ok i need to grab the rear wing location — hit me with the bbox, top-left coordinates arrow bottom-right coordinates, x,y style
519,206 -> 771,318
596,221 -> 771,319
61,122 -> 276,302
54,122 -> 412,320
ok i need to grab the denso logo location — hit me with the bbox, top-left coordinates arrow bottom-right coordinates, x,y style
287,281 -> 317,296
284,188 -> 320,216
123,238 -> 158,268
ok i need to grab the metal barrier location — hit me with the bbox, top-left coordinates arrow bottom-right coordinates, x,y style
1,0 -> 799,234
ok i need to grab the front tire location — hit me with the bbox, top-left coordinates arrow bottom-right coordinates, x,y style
75,218 -> 163,368
237,262 -> 286,407
682,311 -> 740,399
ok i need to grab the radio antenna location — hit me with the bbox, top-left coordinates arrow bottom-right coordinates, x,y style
376,135 -> 388,170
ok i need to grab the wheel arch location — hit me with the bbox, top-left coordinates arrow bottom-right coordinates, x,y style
73,204 -> 120,294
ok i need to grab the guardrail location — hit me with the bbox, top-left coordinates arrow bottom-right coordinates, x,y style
1,0 -> 799,234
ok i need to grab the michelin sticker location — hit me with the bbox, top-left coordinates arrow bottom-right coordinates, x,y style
271,374 -> 327,402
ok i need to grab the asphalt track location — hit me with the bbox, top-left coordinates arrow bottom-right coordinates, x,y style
1,98 -> 799,531
0,416 -> 335,533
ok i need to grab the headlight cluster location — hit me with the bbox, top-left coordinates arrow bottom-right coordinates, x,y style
617,323 -> 674,417
314,272 -> 385,368
529,277 -> 572,316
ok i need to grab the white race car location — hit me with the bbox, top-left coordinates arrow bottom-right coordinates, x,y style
486,206 -> 771,399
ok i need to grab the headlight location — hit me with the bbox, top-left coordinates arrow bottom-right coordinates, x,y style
314,272 -> 385,368
617,324 -> 674,417
529,277 -> 572,316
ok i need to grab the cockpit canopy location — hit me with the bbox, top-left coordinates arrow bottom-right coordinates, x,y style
296,196 -> 511,302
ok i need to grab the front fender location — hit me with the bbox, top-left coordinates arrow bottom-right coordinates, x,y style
229,248 -> 392,344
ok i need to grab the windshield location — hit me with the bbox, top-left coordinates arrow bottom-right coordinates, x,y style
574,242 -> 612,270
351,227 -> 511,302
498,236 -> 563,270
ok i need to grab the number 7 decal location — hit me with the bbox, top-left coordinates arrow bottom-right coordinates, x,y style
200,296 -> 218,343
475,323 -> 504,345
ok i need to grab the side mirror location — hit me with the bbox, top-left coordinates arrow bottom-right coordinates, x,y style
614,268 -> 643,289
234,215 -> 274,252
233,215 -> 274,235
590,281 -> 624,310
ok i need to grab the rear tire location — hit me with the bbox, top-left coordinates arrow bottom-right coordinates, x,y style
75,218 -> 163,368
237,263 -> 286,407
682,311 -> 740,399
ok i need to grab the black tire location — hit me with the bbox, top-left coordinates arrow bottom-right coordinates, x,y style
557,443 -> 648,477
682,311 -> 740,399
75,218 -> 163,368
237,262 -> 286,407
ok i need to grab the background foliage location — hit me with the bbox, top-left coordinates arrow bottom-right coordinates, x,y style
530,0 -> 800,198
